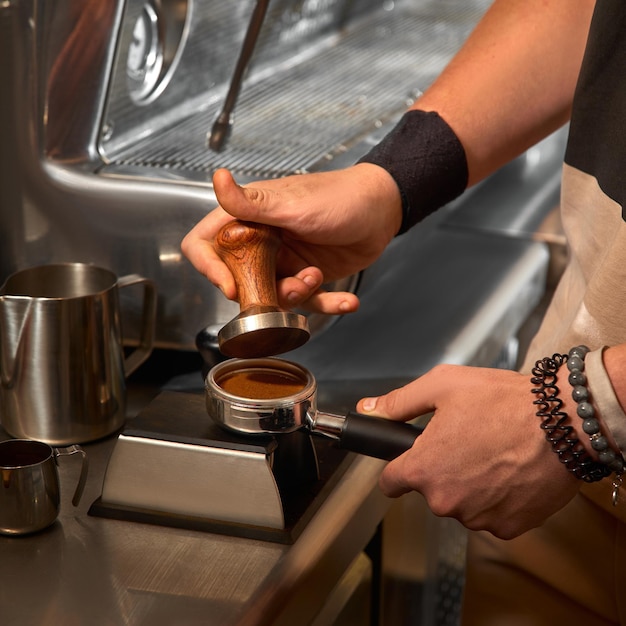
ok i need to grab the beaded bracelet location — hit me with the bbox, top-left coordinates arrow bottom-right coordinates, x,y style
586,347 -> 626,454
530,354 -> 607,482
566,345 -> 624,503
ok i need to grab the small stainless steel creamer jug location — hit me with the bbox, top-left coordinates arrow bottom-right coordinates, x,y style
0,439 -> 88,535
0,263 -> 156,444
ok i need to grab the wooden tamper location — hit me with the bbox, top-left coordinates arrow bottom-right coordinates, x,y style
215,220 -> 310,358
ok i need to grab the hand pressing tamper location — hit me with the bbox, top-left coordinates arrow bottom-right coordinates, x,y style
215,221 -> 310,358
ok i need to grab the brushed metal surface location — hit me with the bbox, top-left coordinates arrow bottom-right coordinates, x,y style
286,230 -> 549,385
441,129 -> 568,238
100,435 -> 285,528
233,454 -> 389,626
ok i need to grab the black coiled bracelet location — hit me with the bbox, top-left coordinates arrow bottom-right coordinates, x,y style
530,352 -> 612,483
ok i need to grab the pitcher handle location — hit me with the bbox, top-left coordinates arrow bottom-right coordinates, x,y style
116,274 -> 157,377
55,445 -> 89,507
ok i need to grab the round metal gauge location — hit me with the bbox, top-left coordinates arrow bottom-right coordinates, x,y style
127,2 -> 164,102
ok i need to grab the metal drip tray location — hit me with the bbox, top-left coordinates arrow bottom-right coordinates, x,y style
89,391 -> 350,543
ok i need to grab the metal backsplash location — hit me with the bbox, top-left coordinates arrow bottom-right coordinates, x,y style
0,0 -> 489,350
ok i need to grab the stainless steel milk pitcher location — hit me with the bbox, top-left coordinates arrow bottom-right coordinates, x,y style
0,263 -> 157,444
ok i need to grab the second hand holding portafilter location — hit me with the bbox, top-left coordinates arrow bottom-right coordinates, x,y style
215,220 -> 310,358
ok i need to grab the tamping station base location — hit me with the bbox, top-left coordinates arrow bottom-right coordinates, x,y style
89,391 -> 350,543
92,222 -> 324,539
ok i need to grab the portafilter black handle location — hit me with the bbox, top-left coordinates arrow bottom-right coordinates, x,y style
310,410 -> 423,461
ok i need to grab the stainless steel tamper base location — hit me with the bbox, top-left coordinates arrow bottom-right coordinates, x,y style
218,310 -> 310,358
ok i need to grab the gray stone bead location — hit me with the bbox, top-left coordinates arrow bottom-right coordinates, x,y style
571,385 -> 589,403
567,355 -> 584,372
569,345 -> 590,359
582,417 -> 600,435
577,401 -> 595,419
599,449 -> 617,465
568,370 -> 587,386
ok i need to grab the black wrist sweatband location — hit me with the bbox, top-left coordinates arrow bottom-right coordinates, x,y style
357,110 -> 468,234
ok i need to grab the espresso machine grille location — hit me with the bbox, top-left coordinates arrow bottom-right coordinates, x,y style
100,0 -> 489,181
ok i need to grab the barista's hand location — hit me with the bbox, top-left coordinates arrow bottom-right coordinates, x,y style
358,364 -> 581,540
181,165 -> 402,314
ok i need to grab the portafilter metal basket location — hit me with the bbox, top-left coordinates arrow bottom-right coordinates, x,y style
205,357 -> 423,461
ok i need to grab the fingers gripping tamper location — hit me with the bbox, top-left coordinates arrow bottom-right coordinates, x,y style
215,221 -> 310,358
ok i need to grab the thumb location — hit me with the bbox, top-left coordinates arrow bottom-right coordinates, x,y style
357,375 -> 435,422
213,168 -> 271,223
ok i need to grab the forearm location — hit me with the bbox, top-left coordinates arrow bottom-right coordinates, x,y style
415,0 -> 596,185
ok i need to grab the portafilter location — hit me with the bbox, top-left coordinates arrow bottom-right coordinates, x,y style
205,357 -> 422,461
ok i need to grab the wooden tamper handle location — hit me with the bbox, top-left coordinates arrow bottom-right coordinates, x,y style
215,221 -> 281,312
214,220 -> 310,358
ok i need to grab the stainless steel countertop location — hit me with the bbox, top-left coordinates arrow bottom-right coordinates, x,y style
0,391 -> 390,626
